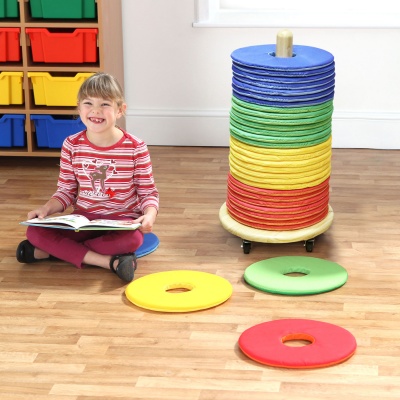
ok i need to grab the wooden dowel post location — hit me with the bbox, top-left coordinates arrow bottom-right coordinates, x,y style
275,29 -> 293,58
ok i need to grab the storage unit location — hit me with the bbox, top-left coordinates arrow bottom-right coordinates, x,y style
29,0 -> 96,19
0,0 -> 124,157
26,28 -> 98,63
0,114 -> 25,147
0,72 -> 23,104
32,115 -> 85,148
0,0 -> 19,18
0,28 -> 21,61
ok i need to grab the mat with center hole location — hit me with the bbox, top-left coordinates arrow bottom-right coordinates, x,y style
244,256 -> 347,295
125,270 -> 233,312
239,319 -> 357,369
136,232 -> 159,258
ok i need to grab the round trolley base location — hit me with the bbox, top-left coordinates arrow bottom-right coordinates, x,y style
219,203 -> 334,254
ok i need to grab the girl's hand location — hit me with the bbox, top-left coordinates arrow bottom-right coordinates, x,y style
134,207 -> 157,234
27,199 -> 63,220
27,206 -> 50,220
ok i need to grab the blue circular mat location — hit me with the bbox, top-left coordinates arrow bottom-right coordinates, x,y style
136,233 -> 160,258
230,45 -> 335,107
231,45 -> 334,72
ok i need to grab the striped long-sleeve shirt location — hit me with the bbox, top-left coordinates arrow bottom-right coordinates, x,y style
52,128 -> 159,219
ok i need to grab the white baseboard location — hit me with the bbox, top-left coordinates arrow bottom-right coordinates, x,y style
332,112 -> 400,149
126,109 -> 230,147
126,109 -> 400,149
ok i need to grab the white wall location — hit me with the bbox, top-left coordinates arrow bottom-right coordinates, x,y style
121,0 -> 400,149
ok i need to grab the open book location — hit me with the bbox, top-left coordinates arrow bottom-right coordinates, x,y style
20,214 -> 141,231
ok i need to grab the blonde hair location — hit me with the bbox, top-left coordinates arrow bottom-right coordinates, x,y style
77,72 -> 125,108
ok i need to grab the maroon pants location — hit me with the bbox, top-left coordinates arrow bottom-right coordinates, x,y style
26,211 -> 144,268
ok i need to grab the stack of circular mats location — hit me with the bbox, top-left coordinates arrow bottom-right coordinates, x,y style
224,44 -> 335,233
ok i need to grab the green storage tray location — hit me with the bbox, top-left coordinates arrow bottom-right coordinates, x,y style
0,0 -> 19,18
29,0 -> 96,19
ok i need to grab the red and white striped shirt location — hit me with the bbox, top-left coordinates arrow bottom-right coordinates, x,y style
52,128 -> 159,218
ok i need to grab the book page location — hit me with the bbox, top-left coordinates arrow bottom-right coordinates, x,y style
87,219 -> 141,229
21,215 -> 141,231
23,214 -> 90,228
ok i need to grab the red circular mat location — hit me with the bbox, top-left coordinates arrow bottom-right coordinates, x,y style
227,198 -> 329,230
228,173 -> 330,206
239,319 -> 357,369
227,190 -> 329,215
226,173 -> 330,230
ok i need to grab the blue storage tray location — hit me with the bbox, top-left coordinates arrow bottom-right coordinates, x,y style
31,115 -> 85,148
0,114 -> 25,147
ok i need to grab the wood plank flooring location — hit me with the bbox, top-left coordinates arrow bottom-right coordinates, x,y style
0,147 -> 400,399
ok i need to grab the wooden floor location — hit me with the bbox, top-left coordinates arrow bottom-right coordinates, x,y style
1,147 -> 400,399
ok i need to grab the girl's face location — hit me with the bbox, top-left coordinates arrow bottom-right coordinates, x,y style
78,96 -> 125,135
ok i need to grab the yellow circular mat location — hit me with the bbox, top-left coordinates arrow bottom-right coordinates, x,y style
125,270 -> 233,312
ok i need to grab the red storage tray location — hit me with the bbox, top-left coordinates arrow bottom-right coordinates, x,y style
0,28 -> 21,62
26,28 -> 98,63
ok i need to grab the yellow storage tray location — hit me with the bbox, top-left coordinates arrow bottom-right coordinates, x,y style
0,72 -> 24,105
28,72 -> 94,106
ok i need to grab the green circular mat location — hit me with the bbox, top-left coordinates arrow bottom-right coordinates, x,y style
244,256 -> 348,295
230,96 -> 333,148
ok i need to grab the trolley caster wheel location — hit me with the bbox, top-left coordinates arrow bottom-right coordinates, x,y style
242,240 -> 252,254
305,239 -> 315,252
